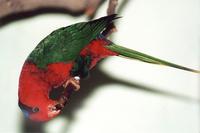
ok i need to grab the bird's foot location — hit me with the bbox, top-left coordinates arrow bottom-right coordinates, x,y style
102,23 -> 117,37
63,76 -> 80,91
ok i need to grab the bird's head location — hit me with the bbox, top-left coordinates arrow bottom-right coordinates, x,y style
18,63 -> 69,121
18,96 -> 62,122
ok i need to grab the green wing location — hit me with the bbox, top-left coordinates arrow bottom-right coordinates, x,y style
27,14 -> 118,69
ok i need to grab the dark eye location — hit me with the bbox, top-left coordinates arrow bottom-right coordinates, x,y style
32,107 -> 39,113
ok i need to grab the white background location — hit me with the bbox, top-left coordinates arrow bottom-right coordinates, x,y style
0,0 -> 199,133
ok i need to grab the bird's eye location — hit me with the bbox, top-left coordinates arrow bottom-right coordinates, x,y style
32,107 -> 39,113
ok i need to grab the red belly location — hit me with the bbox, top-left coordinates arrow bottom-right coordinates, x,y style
19,62 -> 73,92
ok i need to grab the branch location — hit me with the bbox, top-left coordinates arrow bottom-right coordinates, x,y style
85,0 -> 102,17
0,0 -> 103,19
107,0 -> 118,15
104,0 -> 118,37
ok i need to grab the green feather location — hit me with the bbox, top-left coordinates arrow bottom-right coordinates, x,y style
27,14 -> 199,74
27,14 -> 118,69
106,43 -> 200,73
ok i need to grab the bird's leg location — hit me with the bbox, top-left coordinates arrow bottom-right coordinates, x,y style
102,23 -> 117,37
104,0 -> 118,37
52,76 -> 80,110
63,76 -> 80,91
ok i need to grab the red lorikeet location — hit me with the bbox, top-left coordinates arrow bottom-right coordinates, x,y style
18,14 -> 199,122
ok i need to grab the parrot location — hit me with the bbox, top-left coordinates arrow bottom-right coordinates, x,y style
18,14 -> 200,122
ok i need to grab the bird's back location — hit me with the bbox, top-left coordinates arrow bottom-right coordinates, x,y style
27,14 -> 119,69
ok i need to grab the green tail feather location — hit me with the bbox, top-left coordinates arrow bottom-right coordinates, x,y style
106,43 -> 200,73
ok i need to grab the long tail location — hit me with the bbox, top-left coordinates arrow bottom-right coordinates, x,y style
105,43 -> 200,73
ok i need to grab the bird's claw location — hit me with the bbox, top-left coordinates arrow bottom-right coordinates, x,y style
63,76 -> 80,91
